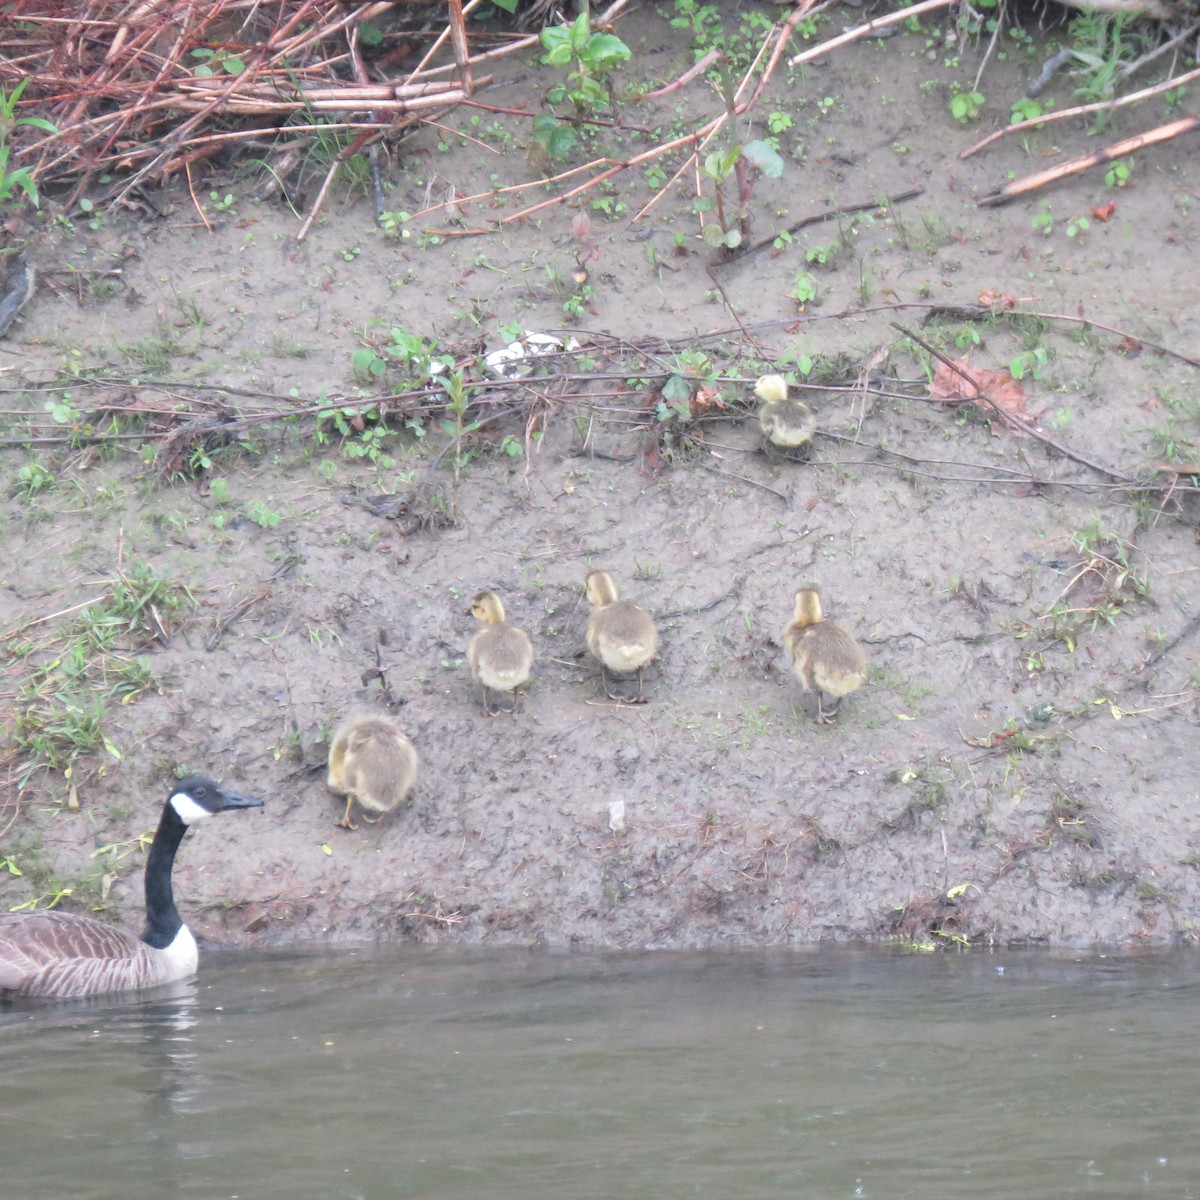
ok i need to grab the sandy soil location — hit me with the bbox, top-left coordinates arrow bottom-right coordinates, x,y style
2,3 -> 1198,951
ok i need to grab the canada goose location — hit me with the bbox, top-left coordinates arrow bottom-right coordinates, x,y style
754,373 -> 815,454
327,714 -> 418,830
783,588 -> 868,723
0,776 -> 262,1000
467,589 -> 534,715
585,569 -> 658,702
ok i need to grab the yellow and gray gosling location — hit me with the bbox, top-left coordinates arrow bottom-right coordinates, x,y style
783,588 -> 867,723
585,569 -> 658,702
468,589 -> 534,715
0,776 -> 262,999
327,714 -> 418,830
754,373 -> 816,454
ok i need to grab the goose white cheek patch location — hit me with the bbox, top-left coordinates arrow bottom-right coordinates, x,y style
171,792 -> 215,824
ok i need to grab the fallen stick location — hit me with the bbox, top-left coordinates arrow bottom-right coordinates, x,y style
962,65 -> 1200,159
713,187 -> 924,267
788,0 -> 957,67
978,114 -> 1200,206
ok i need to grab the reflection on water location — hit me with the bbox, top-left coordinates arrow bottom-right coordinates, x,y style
3,947 -> 1199,1200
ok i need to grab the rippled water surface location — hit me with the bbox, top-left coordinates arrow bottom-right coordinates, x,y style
4,947 -> 1199,1200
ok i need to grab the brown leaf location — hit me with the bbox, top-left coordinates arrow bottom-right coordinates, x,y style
978,289 -> 1015,309
693,385 -> 725,410
927,357 -> 1041,425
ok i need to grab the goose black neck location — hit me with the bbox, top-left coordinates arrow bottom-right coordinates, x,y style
140,800 -> 190,950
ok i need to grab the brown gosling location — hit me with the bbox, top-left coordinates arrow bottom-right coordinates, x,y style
783,588 -> 868,724
467,589 -> 534,716
754,373 -> 816,455
585,569 -> 658,702
327,714 -> 418,830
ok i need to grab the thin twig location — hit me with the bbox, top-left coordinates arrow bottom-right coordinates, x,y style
714,187 -> 924,267
965,62 -> 1200,159
892,323 -> 1136,483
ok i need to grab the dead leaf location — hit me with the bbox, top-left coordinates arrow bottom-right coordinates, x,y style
978,289 -> 1015,309
693,385 -> 725,410
927,357 -> 1041,425
1092,201 -> 1116,222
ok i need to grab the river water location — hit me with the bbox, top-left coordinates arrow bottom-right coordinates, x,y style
2,947 -> 1198,1200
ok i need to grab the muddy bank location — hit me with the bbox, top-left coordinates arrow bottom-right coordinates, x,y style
2,3 -> 1198,951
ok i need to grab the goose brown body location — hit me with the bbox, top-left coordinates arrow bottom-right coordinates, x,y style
783,588 -> 867,723
754,373 -> 816,450
0,910 -> 189,998
327,714 -> 418,829
0,776 -> 262,999
467,590 -> 534,715
585,570 -> 658,700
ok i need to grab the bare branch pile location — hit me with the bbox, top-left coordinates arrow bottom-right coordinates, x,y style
1,0 -> 491,207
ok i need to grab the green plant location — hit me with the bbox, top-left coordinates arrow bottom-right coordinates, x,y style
790,271 -> 817,306
0,78 -> 58,213
190,46 -> 247,77
1064,9 -> 1148,109
5,565 -> 189,790
1017,517 -> 1148,653
805,241 -> 839,267
670,0 -> 722,47
244,498 -> 282,528
697,137 -> 783,251
1031,206 -> 1053,236
440,367 -> 482,483
1065,214 -> 1090,239
531,6 -> 631,160
16,461 -> 55,499
1104,158 -> 1133,188
1010,97 -> 1045,123
949,90 -> 985,124
1010,347 -> 1047,380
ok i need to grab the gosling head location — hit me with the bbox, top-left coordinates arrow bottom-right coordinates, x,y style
470,589 -> 507,624
585,570 -> 620,607
753,373 -> 790,405
791,587 -> 825,627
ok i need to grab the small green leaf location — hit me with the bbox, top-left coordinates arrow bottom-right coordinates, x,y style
321,843 -> 333,856
742,139 -> 784,178
569,10 -> 591,53
662,375 -> 691,402
586,33 -> 632,69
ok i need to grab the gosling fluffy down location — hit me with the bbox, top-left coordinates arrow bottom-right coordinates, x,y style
585,569 -> 658,701
782,588 -> 867,723
327,714 -> 418,829
468,589 -> 534,715
754,373 -> 816,451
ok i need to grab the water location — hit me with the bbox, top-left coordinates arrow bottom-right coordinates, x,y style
3,947 -> 1198,1200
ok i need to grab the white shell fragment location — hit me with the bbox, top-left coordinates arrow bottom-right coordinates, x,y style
484,331 -> 580,380
608,799 -> 627,835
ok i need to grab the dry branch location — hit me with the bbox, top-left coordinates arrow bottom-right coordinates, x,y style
978,115 -> 1200,207
3,0 -> 485,208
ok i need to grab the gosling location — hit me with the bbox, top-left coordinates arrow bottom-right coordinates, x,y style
467,589 -> 534,715
783,588 -> 867,723
754,373 -> 816,455
585,569 -> 658,702
327,714 -> 418,830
